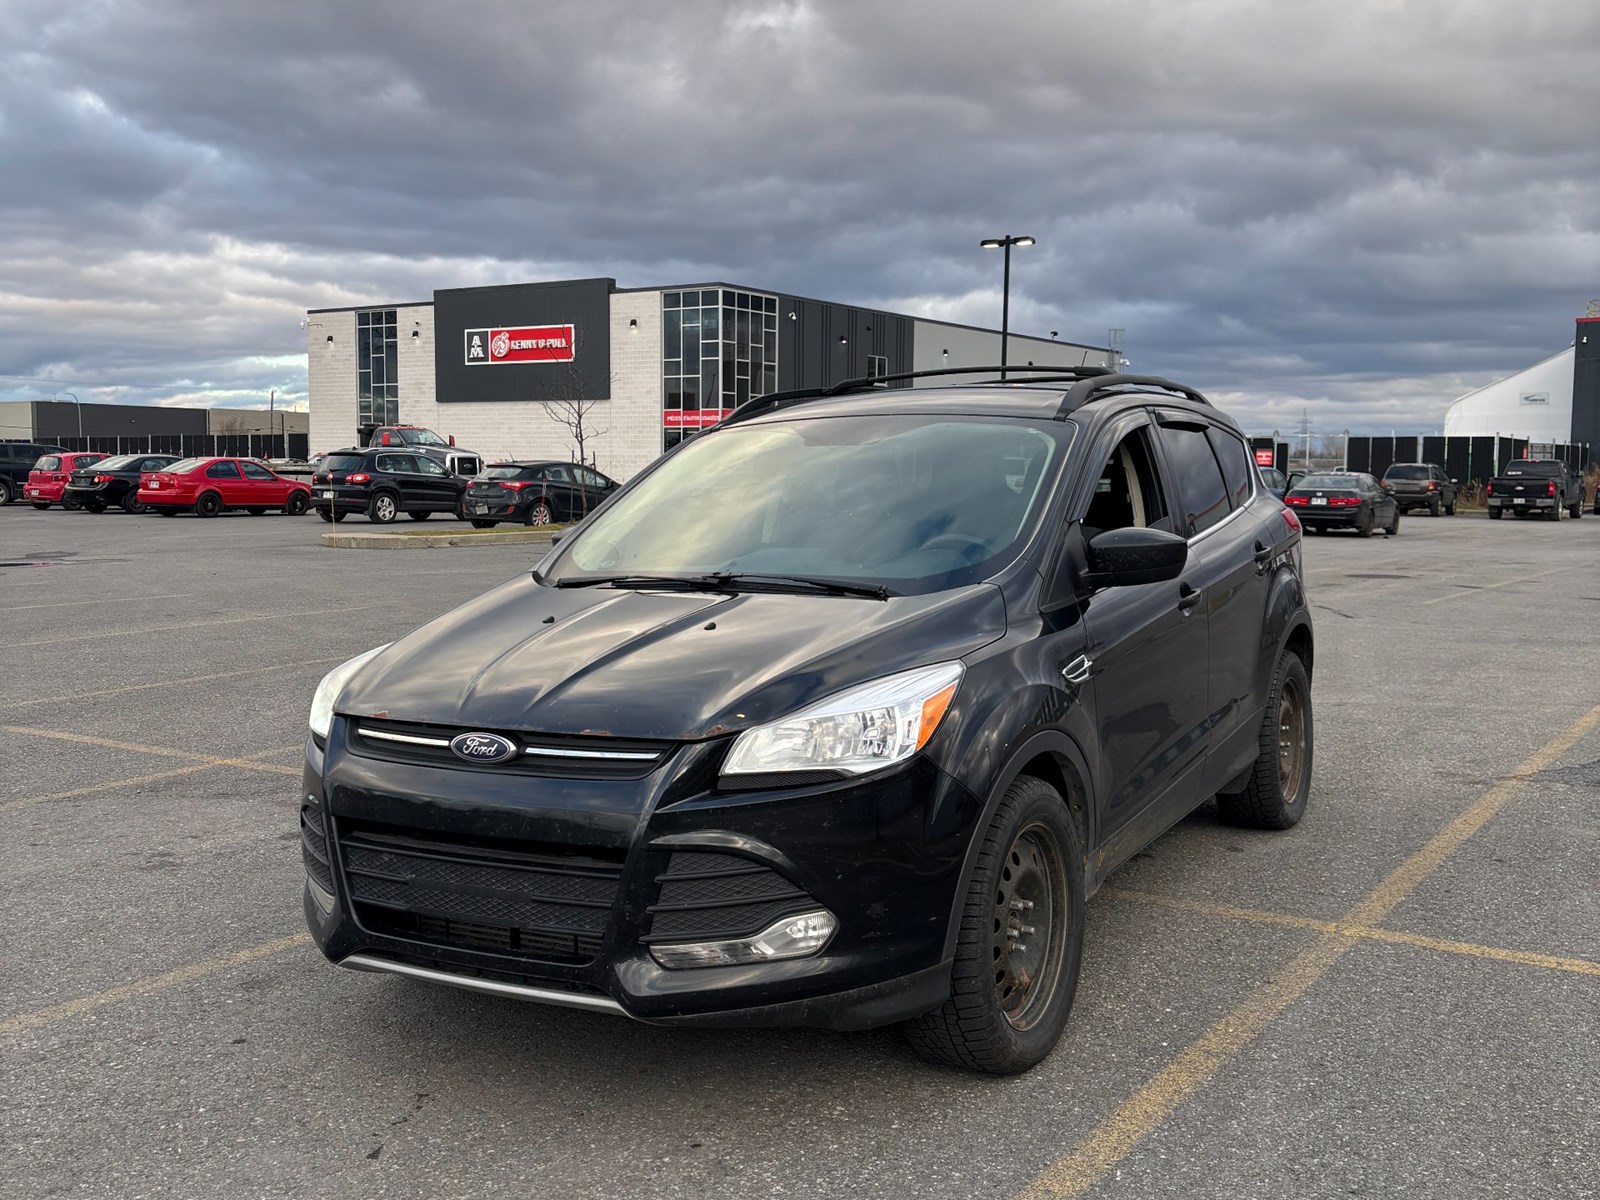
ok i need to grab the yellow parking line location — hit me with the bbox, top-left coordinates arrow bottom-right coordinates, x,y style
1103,890 -> 1600,978
11,605 -> 378,648
0,744 -> 304,815
0,655 -> 348,711
1421,565 -> 1565,605
0,933 -> 312,1037
4,592 -> 194,612
1017,702 -> 1600,1200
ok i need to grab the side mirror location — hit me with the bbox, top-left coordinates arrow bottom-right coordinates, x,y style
449,435 -> 456,446
1085,527 -> 1188,588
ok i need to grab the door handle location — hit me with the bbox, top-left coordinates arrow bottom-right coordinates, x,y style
1176,582 -> 1203,612
1253,540 -> 1273,574
1061,654 -> 1093,685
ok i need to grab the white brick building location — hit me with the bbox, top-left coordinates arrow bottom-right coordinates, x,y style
306,278 -> 1112,482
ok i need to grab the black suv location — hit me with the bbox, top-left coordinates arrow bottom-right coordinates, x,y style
1381,462 -> 1456,516
0,441 -> 66,505
463,461 -> 619,527
300,366 -> 1313,1074
312,447 -> 468,523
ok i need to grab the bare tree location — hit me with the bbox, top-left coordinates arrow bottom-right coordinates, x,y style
535,329 -> 614,515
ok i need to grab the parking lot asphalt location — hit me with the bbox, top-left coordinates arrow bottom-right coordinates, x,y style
3,504 -> 1597,1200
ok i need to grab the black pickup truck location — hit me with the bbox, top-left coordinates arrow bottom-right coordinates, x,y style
1486,460 -> 1585,521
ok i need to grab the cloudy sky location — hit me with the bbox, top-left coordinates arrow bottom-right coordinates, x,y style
2,0 -> 1596,432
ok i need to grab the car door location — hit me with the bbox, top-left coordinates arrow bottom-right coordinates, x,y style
239,459 -> 284,505
1365,474 -> 1394,524
374,452 -> 416,509
1073,413 -> 1212,869
571,466 -> 613,518
535,464 -> 577,520
205,460 -> 247,505
410,453 -> 460,512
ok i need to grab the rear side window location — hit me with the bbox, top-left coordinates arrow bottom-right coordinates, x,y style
1158,424 -> 1231,537
206,461 -> 241,480
322,454 -> 367,473
1205,427 -> 1253,509
35,456 -> 61,471
541,465 -> 573,483
376,453 -> 416,474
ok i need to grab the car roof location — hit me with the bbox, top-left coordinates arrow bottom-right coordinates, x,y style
724,383 -> 1234,430
486,460 -> 581,469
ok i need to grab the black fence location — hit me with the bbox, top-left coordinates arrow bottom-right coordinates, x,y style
30,433 -> 310,461
1344,436 -> 1590,487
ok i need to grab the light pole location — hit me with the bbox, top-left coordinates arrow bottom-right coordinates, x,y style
980,234 -> 1035,378
61,391 -> 82,445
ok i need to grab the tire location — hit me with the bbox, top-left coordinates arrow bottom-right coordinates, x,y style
193,491 -> 222,518
1549,502 -> 1562,522
1445,497 -> 1456,516
1488,508 -> 1502,519
1356,510 -> 1374,538
1428,497 -> 1441,517
368,492 -> 399,524
62,496 -> 82,511
122,494 -> 147,515
1216,650 -> 1313,830
0,479 -> 11,505
904,776 -> 1086,1075
31,501 -> 50,510
407,511 -> 431,521
469,519 -> 497,529
525,501 -> 554,527
1569,500 -> 1582,519
83,499 -> 107,514
1386,509 -> 1400,537
285,492 -> 308,516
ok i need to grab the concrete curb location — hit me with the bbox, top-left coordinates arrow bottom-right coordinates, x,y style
320,529 -> 556,550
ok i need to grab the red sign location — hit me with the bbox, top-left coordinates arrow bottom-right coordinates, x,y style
664,408 -> 732,429
1254,448 -> 1276,467
464,325 -> 575,365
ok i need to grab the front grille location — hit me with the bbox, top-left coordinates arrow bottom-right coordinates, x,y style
350,717 -> 672,780
339,823 -> 623,964
451,455 -> 482,476
300,805 -> 334,894
643,851 -> 816,944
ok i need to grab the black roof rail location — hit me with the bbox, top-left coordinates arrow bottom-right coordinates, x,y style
719,364 -> 1117,427
1054,373 -> 1212,418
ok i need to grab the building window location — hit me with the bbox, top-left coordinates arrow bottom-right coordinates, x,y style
357,309 -> 398,427
867,354 -> 888,384
662,288 -> 778,453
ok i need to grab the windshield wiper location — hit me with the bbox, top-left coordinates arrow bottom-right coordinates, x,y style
554,572 -> 893,599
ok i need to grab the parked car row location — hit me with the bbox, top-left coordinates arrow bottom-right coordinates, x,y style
18,452 -> 312,516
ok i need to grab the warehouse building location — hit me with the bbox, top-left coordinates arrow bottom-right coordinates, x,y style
1443,310 -> 1600,460
0,399 -> 307,456
305,277 -> 1114,481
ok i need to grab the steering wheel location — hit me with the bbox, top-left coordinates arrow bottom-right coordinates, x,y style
922,533 -> 991,562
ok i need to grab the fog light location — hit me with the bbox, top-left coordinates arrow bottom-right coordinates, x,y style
649,910 -> 837,969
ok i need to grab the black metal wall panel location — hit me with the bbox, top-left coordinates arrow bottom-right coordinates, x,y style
1573,319 -> 1600,463
434,279 -> 613,404
777,296 -> 912,392
1444,439 -> 1471,483
1421,436 -> 1445,467
1346,438 -> 1371,474
33,401 -> 207,439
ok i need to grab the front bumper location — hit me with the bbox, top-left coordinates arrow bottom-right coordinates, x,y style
300,722 -> 977,1029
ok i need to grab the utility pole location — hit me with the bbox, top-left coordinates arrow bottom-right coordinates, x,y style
269,388 -> 276,459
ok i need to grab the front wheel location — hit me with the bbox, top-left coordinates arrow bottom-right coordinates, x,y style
1217,650 -> 1312,830
285,492 -> 308,516
904,776 -> 1086,1075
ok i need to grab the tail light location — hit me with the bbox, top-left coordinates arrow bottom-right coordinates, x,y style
1547,481 -> 1557,497
1485,482 -> 1493,496
500,480 -> 532,491
1284,495 -> 1309,506
345,472 -> 371,484
94,474 -> 114,484
1328,496 -> 1360,506
1280,506 -> 1301,532
1427,481 -> 1437,491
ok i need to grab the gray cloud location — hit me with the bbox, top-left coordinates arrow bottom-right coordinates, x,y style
1,0 -> 1597,431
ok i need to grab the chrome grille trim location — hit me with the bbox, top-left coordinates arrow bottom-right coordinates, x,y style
338,953 -> 628,1015
356,726 -> 452,748
523,746 -> 661,761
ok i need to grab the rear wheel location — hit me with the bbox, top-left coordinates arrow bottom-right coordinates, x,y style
1488,508 -> 1502,519
1549,502 -> 1562,522
1428,497 -> 1441,517
904,776 -> 1085,1075
1356,510 -> 1374,537
0,479 -> 11,505
525,500 -> 554,527
285,492 -> 308,516
122,494 -> 147,515
1217,650 -> 1312,830
368,492 -> 399,524
1386,509 -> 1400,537
194,491 -> 222,518
1445,496 -> 1456,515
62,497 -> 82,511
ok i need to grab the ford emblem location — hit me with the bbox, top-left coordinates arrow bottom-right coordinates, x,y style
448,732 -> 517,764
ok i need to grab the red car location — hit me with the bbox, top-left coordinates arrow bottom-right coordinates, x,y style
137,457 -> 312,517
23,452 -> 109,509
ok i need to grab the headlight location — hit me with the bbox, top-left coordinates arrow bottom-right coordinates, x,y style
309,644 -> 390,739
721,661 -> 963,780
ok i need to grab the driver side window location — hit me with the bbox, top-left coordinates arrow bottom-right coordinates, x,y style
1081,427 -> 1170,539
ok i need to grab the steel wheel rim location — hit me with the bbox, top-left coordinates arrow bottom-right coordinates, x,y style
992,822 -> 1068,1031
1277,678 -> 1306,799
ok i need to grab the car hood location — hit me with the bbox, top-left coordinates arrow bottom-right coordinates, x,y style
337,575 -> 1008,741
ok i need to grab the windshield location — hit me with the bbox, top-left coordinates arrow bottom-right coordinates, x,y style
1294,475 -> 1359,490
482,465 -> 530,480
160,458 -> 206,474
1501,461 -> 1560,477
88,455 -> 138,472
400,429 -> 448,446
545,415 -> 1068,595
1384,465 -> 1430,480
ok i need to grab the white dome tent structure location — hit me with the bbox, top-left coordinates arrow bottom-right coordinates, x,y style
1443,345 -> 1575,443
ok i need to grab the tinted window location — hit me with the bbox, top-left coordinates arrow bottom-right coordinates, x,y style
575,467 -> 611,489
1295,475 -> 1358,490
399,428 -> 448,446
482,465 -> 532,480
1158,424 -> 1231,536
541,465 -> 573,483
549,416 -> 1068,595
413,457 -> 449,477
1501,461 -> 1560,477
1205,427 -> 1253,509
1384,465 -> 1429,480
139,458 -> 173,472
1259,468 -> 1287,490
206,461 -> 241,479
92,455 -> 140,472
376,453 -> 415,474
323,454 -> 367,473
35,456 -> 61,472
240,461 -> 274,480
